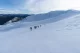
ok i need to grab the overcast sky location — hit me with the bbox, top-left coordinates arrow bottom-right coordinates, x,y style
0,0 -> 80,14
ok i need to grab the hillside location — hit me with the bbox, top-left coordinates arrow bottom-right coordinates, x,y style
0,10 -> 80,53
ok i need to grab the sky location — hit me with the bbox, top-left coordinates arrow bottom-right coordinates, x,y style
0,0 -> 80,14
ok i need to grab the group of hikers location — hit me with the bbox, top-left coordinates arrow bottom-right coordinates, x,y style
30,25 -> 41,31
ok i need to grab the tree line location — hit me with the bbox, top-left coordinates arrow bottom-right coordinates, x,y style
0,14 -> 30,25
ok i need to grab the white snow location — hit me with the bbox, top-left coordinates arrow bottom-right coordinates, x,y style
0,11 -> 80,53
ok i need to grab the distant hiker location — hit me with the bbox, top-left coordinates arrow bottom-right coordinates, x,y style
30,27 -> 32,30
37,26 -> 39,28
40,25 -> 41,27
34,26 -> 37,29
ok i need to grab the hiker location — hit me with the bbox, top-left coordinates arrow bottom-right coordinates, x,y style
30,27 -> 32,30
40,25 -> 41,27
34,26 -> 37,29
37,26 -> 39,28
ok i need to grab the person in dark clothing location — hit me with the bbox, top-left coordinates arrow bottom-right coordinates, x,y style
30,27 -> 32,31
34,26 -> 37,29
40,25 -> 41,27
37,26 -> 39,28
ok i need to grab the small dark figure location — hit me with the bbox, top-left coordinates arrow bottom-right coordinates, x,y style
40,25 -> 41,27
37,26 -> 39,28
34,26 -> 37,29
30,27 -> 32,31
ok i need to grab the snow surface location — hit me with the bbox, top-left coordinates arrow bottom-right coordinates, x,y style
1,11 -> 80,53
25,10 -> 80,22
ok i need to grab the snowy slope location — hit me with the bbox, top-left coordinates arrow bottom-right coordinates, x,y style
0,10 -> 80,31
25,10 -> 80,22
0,12 -> 80,53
